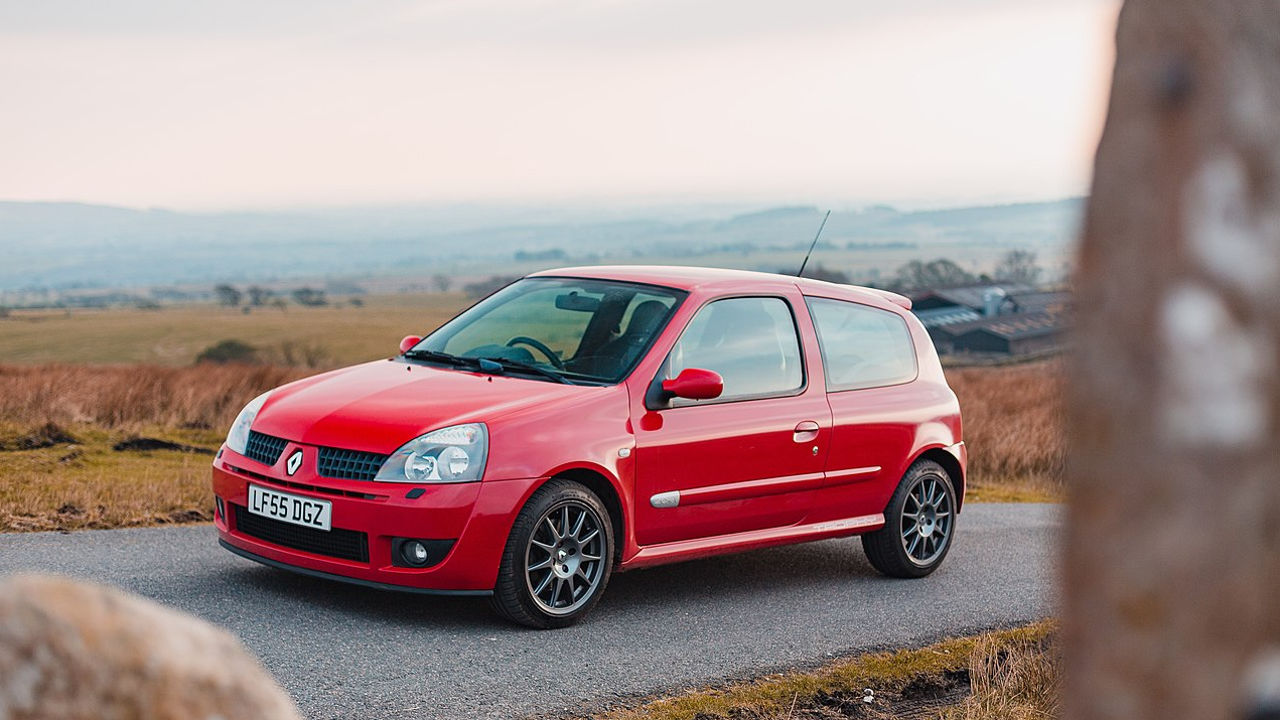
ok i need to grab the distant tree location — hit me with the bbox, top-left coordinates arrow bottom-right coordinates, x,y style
782,263 -> 851,284
0,306 -> 9,318
892,258 -> 977,291
195,339 -> 258,365
247,286 -> 271,306
324,280 -> 365,296
514,248 -> 568,262
993,249 -> 1043,286
270,298 -> 288,312
348,297 -> 364,308
213,284 -> 242,307
431,274 -> 452,292
463,275 -> 518,299
291,287 -> 327,306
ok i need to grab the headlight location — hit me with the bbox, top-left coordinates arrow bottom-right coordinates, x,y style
374,423 -> 488,484
225,391 -> 272,455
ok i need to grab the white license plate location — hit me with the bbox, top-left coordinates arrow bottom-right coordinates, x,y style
247,484 -> 332,531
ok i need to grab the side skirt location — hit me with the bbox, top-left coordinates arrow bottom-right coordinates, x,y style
620,513 -> 885,570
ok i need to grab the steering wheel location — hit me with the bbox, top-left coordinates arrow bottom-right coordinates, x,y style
506,336 -> 565,369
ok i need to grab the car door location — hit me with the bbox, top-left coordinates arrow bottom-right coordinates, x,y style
632,294 -> 833,546
804,296 -> 923,520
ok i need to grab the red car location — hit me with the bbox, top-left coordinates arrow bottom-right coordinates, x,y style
213,266 -> 965,628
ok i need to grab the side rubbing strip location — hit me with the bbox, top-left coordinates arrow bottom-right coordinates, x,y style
825,465 -> 882,486
650,491 -> 680,508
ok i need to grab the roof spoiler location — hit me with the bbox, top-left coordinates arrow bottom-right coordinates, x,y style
865,288 -> 913,310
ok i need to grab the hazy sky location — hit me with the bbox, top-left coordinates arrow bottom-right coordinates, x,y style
0,0 -> 1118,211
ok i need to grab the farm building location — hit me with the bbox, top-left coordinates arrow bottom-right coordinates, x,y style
939,311 -> 1066,355
912,284 -> 1036,314
910,285 -> 1071,356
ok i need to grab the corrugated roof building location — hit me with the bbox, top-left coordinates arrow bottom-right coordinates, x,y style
911,284 -> 1035,313
948,311 -> 1069,355
910,285 -> 1071,356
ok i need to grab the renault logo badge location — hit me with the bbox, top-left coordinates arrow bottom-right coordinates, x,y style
286,449 -> 303,476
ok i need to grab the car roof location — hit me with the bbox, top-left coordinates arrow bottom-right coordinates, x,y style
529,265 -> 912,311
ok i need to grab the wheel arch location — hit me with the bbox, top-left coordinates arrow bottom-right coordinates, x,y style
914,447 -> 966,512
550,467 -> 626,566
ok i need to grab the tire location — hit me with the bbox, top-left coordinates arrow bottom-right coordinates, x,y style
490,479 -> 615,629
862,459 -> 957,578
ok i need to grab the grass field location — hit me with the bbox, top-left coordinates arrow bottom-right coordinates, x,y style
580,620 -> 1059,720
0,293 -> 466,366
948,361 -> 1064,502
0,423 -> 221,532
0,297 -> 1064,531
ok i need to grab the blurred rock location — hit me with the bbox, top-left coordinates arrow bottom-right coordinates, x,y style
0,574 -> 300,720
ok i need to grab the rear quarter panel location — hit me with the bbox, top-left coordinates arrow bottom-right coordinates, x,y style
802,291 -> 963,521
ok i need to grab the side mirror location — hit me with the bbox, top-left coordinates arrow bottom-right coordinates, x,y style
399,335 -> 422,354
661,368 -> 724,401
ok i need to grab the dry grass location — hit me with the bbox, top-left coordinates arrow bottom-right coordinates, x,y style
0,364 -> 311,431
941,630 -> 1061,720
0,360 -> 1064,532
946,361 -> 1065,502
578,621 -> 1059,720
0,363 -> 314,532
0,308 -> 1065,532
0,293 -> 465,367
0,423 -> 220,532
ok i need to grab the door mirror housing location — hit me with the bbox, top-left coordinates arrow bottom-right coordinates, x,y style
399,335 -> 422,354
661,368 -> 724,401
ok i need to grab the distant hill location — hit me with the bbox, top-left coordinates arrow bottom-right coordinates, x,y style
0,198 -> 1083,294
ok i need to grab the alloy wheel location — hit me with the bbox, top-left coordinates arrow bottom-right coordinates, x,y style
524,500 -> 607,616
900,473 -> 953,566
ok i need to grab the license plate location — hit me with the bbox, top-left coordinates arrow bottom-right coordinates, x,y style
247,484 -> 332,531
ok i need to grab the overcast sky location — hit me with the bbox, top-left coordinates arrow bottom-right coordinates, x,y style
0,0 -> 1119,211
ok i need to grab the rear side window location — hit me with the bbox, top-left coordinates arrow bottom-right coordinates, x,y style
806,297 -> 917,392
667,297 -> 804,403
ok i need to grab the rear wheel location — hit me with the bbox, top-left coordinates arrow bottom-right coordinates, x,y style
490,479 -> 614,628
862,459 -> 956,578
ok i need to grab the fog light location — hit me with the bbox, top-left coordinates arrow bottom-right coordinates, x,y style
391,537 -> 456,568
402,540 -> 429,566
215,496 -> 225,520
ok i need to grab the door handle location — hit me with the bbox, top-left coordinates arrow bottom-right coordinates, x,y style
793,421 -> 820,443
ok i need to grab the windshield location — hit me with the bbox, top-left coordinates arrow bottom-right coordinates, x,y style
413,277 -> 685,384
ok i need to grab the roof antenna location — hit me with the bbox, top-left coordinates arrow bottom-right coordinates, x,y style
796,209 -> 831,278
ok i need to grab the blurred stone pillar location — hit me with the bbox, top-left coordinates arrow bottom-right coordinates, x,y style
0,575 -> 301,720
1066,2 -> 1280,719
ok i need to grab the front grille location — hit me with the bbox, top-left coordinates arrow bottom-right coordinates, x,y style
244,431 -> 288,466
227,464 -> 386,500
233,505 -> 369,562
317,446 -> 388,481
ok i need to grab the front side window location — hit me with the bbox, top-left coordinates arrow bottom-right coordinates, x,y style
418,277 -> 683,383
666,296 -> 804,403
806,297 -> 917,391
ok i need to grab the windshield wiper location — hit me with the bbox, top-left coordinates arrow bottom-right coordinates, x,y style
476,357 -> 574,385
404,349 -> 484,370
404,345 -> 499,368
407,349 -> 569,383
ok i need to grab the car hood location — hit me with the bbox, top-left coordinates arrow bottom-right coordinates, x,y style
251,360 -> 602,453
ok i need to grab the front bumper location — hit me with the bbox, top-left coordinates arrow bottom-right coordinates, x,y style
212,447 -> 541,593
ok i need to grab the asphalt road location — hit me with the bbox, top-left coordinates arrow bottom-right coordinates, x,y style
0,503 -> 1058,719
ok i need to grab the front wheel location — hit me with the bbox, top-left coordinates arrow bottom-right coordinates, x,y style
490,479 -> 614,628
862,460 -> 956,578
